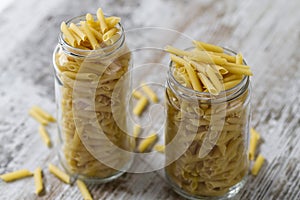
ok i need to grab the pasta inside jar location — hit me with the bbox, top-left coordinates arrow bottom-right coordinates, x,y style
53,10 -> 132,182
165,44 -> 251,199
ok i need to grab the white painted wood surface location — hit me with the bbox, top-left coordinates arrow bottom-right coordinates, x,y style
0,0 -> 299,199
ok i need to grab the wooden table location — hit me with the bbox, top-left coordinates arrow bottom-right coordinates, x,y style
0,0 -> 299,199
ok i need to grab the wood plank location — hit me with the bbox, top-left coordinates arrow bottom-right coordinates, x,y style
0,0 -> 299,199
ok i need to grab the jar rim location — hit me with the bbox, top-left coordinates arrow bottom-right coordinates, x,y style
167,47 -> 250,102
58,14 -> 125,57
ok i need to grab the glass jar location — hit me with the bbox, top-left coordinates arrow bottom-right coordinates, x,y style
52,15 -> 132,183
165,48 -> 251,199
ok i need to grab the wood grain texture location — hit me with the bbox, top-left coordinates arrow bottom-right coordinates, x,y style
0,0 -> 299,199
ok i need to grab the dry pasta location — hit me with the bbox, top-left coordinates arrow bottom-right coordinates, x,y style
165,41 -> 251,197
133,97 -> 148,116
133,124 -> 142,137
132,90 -> 144,99
193,40 -> 224,53
30,106 -> 56,122
141,83 -> 159,103
138,133 -> 158,153
76,180 -> 93,200
154,144 -> 165,153
38,125 -> 52,147
96,8 -> 108,33
165,41 -> 252,95
29,109 -> 48,125
34,167 -> 44,195
251,154 -> 265,175
249,128 -> 260,160
55,8 -> 132,180
48,164 -> 70,184
0,169 -> 33,182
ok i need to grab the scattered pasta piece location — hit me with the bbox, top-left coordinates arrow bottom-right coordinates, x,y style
38,126 -> 52,148
30,106 -> 56,122
250,127 -> 261,141
48,164 -> 70,184
29,109 -> 48,126
132,90 -> 144,99
76,180 -> 93,200
249,128 -> 260,160
138,133 -> 158,153
154,144 -> 165,153
133,124 -> 142,138
133,97 -> 148,116
141,83 -> 159,103
251,154 -> 265,176
34,167 -> 44,195
0,169 -> 33,182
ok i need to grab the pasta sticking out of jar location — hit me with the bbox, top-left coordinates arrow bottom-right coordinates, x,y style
53,8 -> 132,183
165,41 -> 252,199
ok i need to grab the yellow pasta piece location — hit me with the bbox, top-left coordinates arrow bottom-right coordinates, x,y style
29,109 -> 48,126
102,27 -> 118,42
236,53 -> 243,65
222,64 -> 253,76
0,169 -> 33,182
69,23 -> 86,41
141,83 -> 159,103
250,127 -> 261,141
167,46 -> 226,66
224,62 -> 250,69
61,22 -> 76,46
76,180 -> 93,200
34,167 -> 43,195
188,59 -> 206,74
104,33 -> 121,45
96,8 -> 108,33
210,52 -> 236,63
133,124 -> 142,138
105,16 -> 121,28
223,74 -> 243,83
251,154 -> 265,176
38,125 -> 52,147
223,79 -> 242,90
205,66 -> 223,92
30,106 -> 56,122
249,128 -> 260,160
86,13 -> 94,22
198,73 -> 218,95
89,26 -> 103,41
48,164 -> 70,184
132,90 -> 144,99
154,144 -> 165,153
185,63 -> 203,92
170,54 -> 186,66
165,45 -> 191,56
189,52 -> 227,66
133,97 -> 148,116
215,65 -> 228,75
81,22 -> 98,50
193,40 -> 224,53
138,133 -> 158,152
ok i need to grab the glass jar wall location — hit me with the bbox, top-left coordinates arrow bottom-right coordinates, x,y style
53,15 -> 132,183
165,49 -> 251,199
